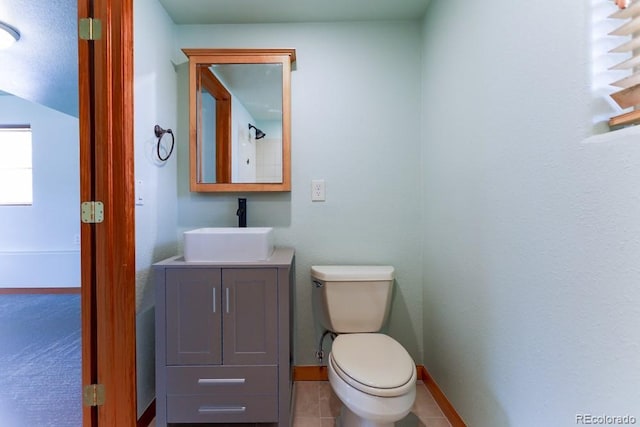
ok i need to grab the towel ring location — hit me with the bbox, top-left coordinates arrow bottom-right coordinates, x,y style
154,124 -> 174,161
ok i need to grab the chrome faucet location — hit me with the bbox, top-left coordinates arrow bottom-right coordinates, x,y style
236,198 -> 247,228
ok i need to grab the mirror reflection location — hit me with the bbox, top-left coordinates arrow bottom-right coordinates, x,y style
185,49 -> 295,192
199,62 -> 283,183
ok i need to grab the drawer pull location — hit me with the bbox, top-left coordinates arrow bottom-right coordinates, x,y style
198,406 -> 246,413
198,378 -> 246,385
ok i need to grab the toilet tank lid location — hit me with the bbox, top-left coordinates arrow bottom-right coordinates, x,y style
311,265 -> 394,281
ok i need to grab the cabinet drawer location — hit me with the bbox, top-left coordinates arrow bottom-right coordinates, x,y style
166,365 -> 277,395
166,394 -> 277,423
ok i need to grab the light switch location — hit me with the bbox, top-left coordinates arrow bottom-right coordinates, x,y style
136,179 -> 144,206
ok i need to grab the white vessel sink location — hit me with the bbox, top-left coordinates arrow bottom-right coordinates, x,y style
183,227 -> 274,262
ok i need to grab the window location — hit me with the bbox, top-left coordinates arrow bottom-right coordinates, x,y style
607,0 -> 640,127
0,126 -> 33,205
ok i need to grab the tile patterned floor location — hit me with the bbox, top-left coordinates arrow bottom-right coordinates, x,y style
150,380 -> 452,427
293,380 -> 452,427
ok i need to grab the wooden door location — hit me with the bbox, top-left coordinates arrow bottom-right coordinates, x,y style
79,0 -> 136,425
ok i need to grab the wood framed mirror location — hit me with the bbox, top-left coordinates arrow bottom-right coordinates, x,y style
184,48 -> 296,192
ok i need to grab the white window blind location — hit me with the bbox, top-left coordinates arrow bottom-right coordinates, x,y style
608,0 -> 640,126
0,126 -> 33,205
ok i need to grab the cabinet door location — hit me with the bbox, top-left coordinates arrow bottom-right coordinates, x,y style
223,269 -> 278,365
166,268 -> 222,365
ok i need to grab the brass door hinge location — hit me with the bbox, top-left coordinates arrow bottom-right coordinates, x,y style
83,384 -> 105,407
79,18 -> 102,40
81,201 -> 104,223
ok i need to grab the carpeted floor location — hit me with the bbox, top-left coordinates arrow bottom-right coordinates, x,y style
0,294 -> 81,426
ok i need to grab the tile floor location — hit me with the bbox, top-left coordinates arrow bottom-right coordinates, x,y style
292,380 -> 452,427
150,380 -> 451,427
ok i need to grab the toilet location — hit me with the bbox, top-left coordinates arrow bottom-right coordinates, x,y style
311,265 -> 416,427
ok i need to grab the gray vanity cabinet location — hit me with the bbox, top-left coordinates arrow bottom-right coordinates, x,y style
165,268 -> 277,366
154,248 -> 294,427
221,268 -> 278,365
165,268 -> 222,365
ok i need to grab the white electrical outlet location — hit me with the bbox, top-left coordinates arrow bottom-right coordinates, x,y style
311,179 -> 326,201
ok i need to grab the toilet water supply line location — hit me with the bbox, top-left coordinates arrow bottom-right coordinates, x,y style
316,329 -> 337,362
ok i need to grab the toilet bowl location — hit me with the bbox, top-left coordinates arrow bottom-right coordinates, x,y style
328,333 -> 416,427
310,265 -> 417,427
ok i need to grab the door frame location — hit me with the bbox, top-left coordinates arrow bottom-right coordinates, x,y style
79,0 -> 137,425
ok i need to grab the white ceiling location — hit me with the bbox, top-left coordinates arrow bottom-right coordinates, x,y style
0,0 -> 78,117
0,0 -> 429,117
158,0 -> 430,25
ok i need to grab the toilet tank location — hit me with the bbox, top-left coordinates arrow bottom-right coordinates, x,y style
311,265 -> 394,333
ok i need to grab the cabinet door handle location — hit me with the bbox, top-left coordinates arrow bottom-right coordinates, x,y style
198,406 -> 246,413
212,288 -> 216,313
198,378 -> 246,385
225,287 -> 230,313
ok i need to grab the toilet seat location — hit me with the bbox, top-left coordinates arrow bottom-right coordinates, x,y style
330,333 -> 416,398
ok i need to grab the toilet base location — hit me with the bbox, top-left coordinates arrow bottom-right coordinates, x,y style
338,405 -> 394,427
328,354 -> 415,427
